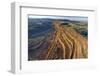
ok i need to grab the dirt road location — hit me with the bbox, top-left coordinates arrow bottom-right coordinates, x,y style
45,21 -> 88,59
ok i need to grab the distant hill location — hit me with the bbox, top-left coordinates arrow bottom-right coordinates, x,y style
28,18 -> 87,38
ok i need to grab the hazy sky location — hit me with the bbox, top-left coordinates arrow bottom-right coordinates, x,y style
28,15 -> 88,22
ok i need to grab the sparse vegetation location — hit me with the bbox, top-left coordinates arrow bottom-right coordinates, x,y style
28,18 -> 88,60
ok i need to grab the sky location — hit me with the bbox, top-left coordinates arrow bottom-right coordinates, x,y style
28,15 -> 88,22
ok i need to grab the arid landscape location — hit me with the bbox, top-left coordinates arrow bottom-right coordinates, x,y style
28,16 -> 88,61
